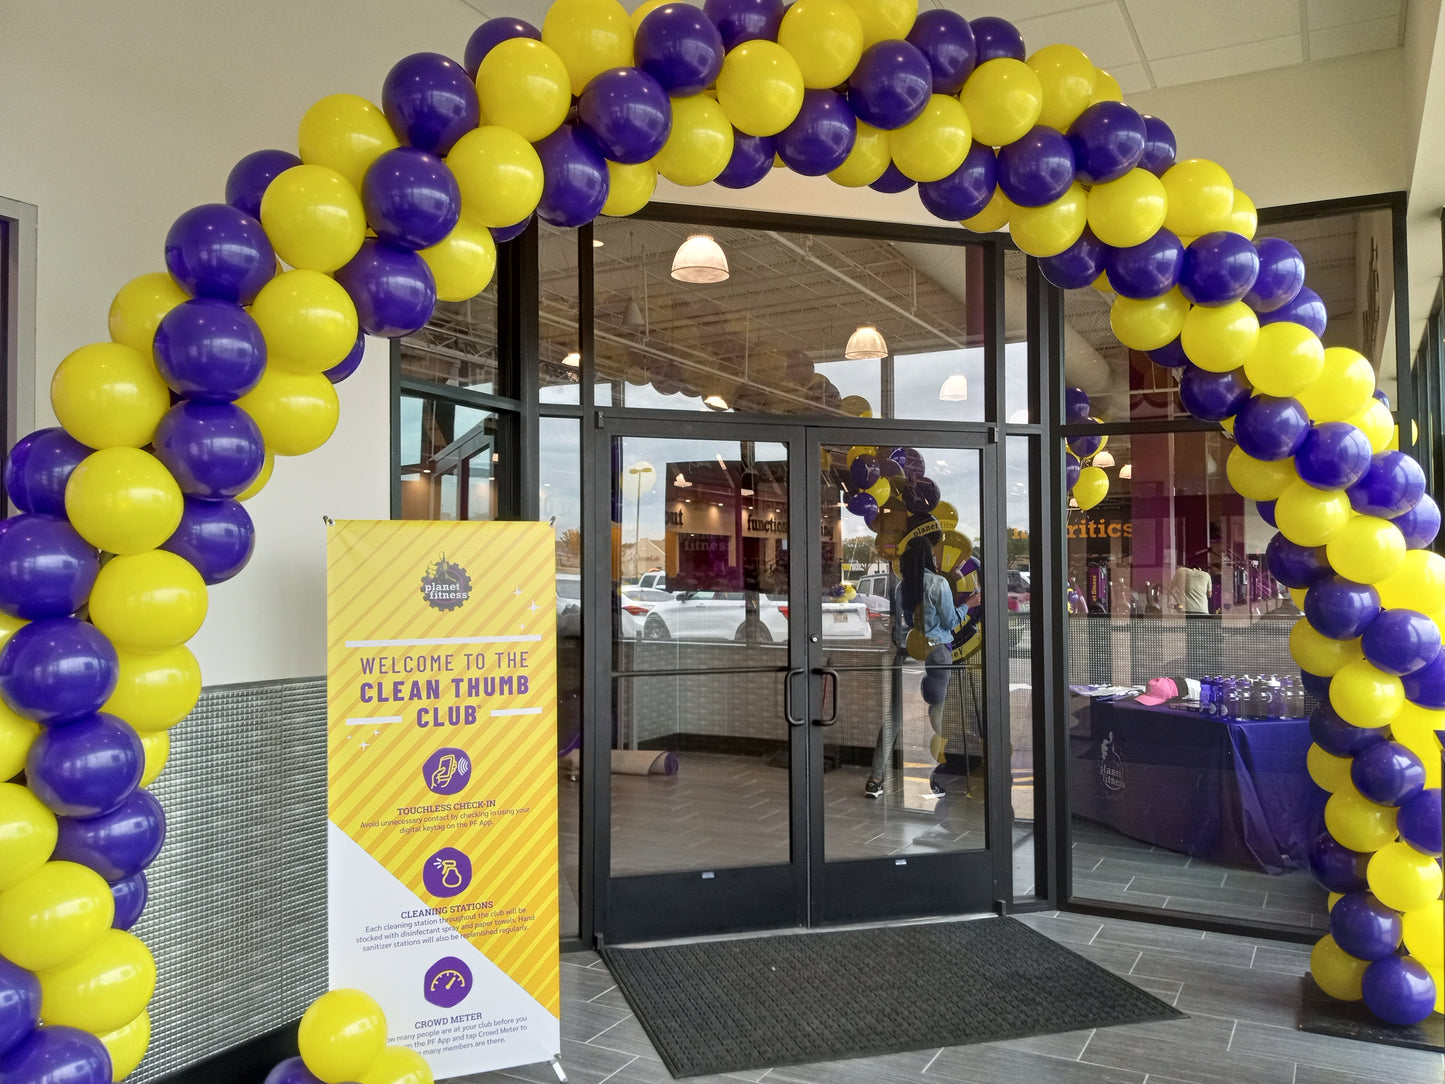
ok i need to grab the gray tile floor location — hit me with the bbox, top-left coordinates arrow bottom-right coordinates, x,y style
449,911 -> 1443,1084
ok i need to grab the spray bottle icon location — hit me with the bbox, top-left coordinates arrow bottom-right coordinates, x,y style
436,858 -> 463,889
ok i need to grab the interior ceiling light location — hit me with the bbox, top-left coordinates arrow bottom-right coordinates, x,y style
1118,463 -> 1133,479
845,325 -> 888,360
674,472 -> 692,488
671,234 -> 729,283
1092,450 -> 1116,469
621,298 -> 645,330
562,351 -> 580,367
703,394 -> 730,411
938,374 -> 969,401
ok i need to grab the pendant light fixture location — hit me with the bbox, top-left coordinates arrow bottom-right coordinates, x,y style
1092,450 -> 1115,469
671,234 -> 729,282
938,374 -> 969,401
1118,463 -> 1132,479
845,325 -> 888,359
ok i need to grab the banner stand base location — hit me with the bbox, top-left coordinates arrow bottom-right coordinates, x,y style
551,1056 -> 568,1081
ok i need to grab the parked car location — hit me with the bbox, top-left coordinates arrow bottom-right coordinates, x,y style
640,592 -> 870,642
617,584 -> 674,637
557,573 -> 582,615
1007,568 -> 1030,650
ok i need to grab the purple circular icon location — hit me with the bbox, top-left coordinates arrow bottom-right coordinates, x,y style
422,747 -> 471,795
424,956 -> 473,1008
423,846 -> 472,898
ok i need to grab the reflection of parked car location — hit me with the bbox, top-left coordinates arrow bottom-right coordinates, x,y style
641,592 -> 869,642
636,569 -> 666,591
853,573 -> 893,631
557,573 -> 581,614
1007,569 -> 1030,649
618,585 -> 673,637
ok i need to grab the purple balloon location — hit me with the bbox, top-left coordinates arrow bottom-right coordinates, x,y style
1244,237 -> 1306,313
1347,451 -> 1426,518
110,871 -> 148,932
1138,115 -> 1176,176
850,453 -> 880,490
970,16 -> 1025,62
0,955 -> 40,1058
490,215 -> 533,244
152,401 -> 265,500
463,17 -> 540,78
1362,956 -> 1438,1027
1351,741 -> 1426,807
1255,499 -> 1276,528
1362,609 -> 1441,677
918,143 -> 996,221
1308,831 -> 1371,893
382,53 -> 478,157
0,617 -> 117,726
0,1025 -> 111,1084
335,239 -> 437,338
164,203 -> 274,305
846,40 -> 932,131
1397,788 -> 1442,856
714,132 -> 775,189
5,429 -> 90,518
53,787 -> 166,882
162,497 -> 256,585
890,446 -> 925,480
533,126 -> 610,228
1374,388 -> 1392,408
1330,892 -> 1402,961
1067,101 -> 1146,185
323,331 -> 367,384
264,1056 -> 328,1084
1038,228 -> 1109,290
1065,452 -> 1081,490
1179,230 -> 1260,306
1304,576 -> 1380,641
1392,493 -> 1441,549
777,89 -> 857,176
1106,229 -> 1183,299
1400,650 -> 1445,709
1309,702 -> 1387,757
578,68 -> 672,165
1294,422 -> 1373,491
1178,365 -> 1251,422
704,0 -> 784,50
845,491 -> 878,519
1233,395 -> 1310,461
361,148 -> 460,250
907,9 -> 976,94
153,297 -> 267,402
635,4 -> 725,96
0,515 -> 98,621
904,477 -> 941,513
1301,669 -> 1333,702
868,162 -> 915,193
1067,430 -> 1104,459
1258,285 -> 1327,337
1064,387 -> 1091,423
1147,336 -> 1189,369
25,712 -> 142,819
1266,533 -> 1331,588
225,149 -> 303,219
996,126 -> 1075,207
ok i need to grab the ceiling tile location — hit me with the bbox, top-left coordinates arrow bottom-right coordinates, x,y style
1124,0 -> 1300,57
1310,17 -> 1403,60
1108,62 -> 1153,94
1306,0 -> 1402,31
943,1 -> 1104,20
1013,2 -> 1143,69
1149,34 -> 1305,88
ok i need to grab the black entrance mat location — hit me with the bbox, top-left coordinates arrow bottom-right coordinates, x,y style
600,917 -> 1185,1078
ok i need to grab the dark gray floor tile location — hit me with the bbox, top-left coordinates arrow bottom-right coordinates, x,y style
1231,1021 -> 1445,1084
1078,1014 -> 1296,1084
456,1037 -> 636,1083
1126,875 -> 1268,908
760,1047 -> 938,1083
1012,910 -> 1104,945
928,1042 -> 1148,1083
562,960 -> 621,1003
1060,939 -> 1143,976
558,997 -> 634,1045
1294,1063 -> 1444,1084
1251,944 -> 1313,976
984,1027 -> 1096,1061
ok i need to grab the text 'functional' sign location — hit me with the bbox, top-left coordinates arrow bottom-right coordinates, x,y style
326,520 -> 560,1079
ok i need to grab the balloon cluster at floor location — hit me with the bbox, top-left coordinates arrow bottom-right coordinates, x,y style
0,1 -> 1441,1080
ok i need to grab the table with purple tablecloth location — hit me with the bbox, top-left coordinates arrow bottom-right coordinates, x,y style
1069,692 -> 1325,873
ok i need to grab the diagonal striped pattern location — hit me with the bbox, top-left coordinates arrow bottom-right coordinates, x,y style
327,520 -> 560,1017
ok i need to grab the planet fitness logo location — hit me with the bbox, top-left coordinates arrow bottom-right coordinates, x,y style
420,555 -> 472,612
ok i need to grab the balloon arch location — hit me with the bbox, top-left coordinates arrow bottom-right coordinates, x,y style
0,1 -> 1442,1080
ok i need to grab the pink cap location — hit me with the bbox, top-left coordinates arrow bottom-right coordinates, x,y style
1135,677 -> 1179,706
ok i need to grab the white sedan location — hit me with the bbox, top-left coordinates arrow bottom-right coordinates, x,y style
639,592 -> 870,642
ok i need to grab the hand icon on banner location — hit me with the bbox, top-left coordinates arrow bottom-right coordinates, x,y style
431,753 -> 459,790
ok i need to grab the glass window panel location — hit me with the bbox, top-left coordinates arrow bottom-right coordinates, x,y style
1005,435 -> 1040,901
396,396 -> 502,521
1005,248 -> 1031,424
398,282 -> 498,394
539,223 -> 582,405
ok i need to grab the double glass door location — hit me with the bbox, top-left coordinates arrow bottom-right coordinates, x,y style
598,421 -> 1006,942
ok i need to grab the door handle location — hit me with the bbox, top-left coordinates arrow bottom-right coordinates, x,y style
784,668 -> 806,726
813,668 -> 840,726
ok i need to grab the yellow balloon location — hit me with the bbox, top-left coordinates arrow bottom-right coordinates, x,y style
1325,516 -> 1405,585
0,612 -> 28,658
934,501 -> 959,531
102,644 -> 201,733
98,1009 -> 151,1080
1180,300 -> 1258,372
961,189 -> 1012,233
1401,900 -> 1444,968
601,161 -> 657,217
1368,841 -> 1445,914
629,0 -> 669,32
356,1044 -> 435,1084
1086,168 -> 1168,248
0,861 -> 113,971
419,220 -> 497,302
778,0 -> 865,89
138,729 -> 169,788
1289,586 -> 1308,610
1330,659 -> 1404,728
1390,702 -> 1445,788
238,450 -> 276,502
1274,478 -> 1352,547
1109,288 -> 1189,351
829,121 -> 890,187
846,445 -> 877,465
0,702 -> 39,781
1226,446 -> 1298,501
1226,189 -> 1258,239
1289,618 -> 1362,676
37,928 -> 157,1034
1090,68 -> 1123,103
259,165 -> 366,274
1028,44 -> 1096,131
1306,743 -> 1354,793
1161,159 -> 1235,238
237,368 -> 340,457
65,447 -> 184,556
1345,399 -> 1394,454
250,269 -> 359,371
297,94 -> 399,192
1311,934 -> 1367,1001
1008,183 -> 1088,257
88,550 -> 209,652
1377,549 -> 1445,613
844,0 -> 916,47
51,342 -> 171,451
542,0 -> 634,96
1327,891 -> 1343,911
1242,321 -> 1323,397
867,477 -> 891,504
299,988 -> 389,1084
1298,347 -> 1376,422
960,59 -> 1043,147
0,782 -> 57,892
447,126 -> 545,228
108,272 -> 190,356
1074,465 -> 1109,510
655,95 -> 734,186
716,40 -> 805,137
1324,784 -> 1398,852
475,39 -> 572,143
890,94 -> 972,182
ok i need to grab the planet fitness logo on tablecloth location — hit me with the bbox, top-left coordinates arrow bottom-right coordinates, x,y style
424,956 -> 473,1009
423,846 -> 472,898
423,747 -> 471,795
1099,732 -> 1126,793
420,554 -> 472,611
